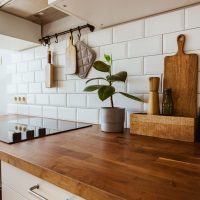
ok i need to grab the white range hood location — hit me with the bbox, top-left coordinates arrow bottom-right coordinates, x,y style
49,0 -> 200,28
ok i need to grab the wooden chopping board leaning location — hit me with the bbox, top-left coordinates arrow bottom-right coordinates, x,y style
164,34 -> 198,117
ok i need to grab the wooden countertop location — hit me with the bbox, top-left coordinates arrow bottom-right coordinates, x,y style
0,115 -> 200,200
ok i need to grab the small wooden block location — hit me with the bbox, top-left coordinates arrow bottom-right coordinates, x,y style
130,113 -> 197,142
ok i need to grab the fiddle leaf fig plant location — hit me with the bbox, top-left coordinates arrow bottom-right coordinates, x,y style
84,54 -> 143,108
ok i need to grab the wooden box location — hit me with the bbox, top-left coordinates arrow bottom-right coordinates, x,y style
130,113 -> 198,142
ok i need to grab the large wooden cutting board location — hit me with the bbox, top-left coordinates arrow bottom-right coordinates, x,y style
164,34 -> 198,117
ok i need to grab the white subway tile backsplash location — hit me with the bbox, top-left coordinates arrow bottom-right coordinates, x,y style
8,4 -> 200,126
163,28 -> 200,53
18,104 -> 29,115
144,55 -> 164,75
87,94 -> 110,108
17,62 -> 28,73
12,74 -> 22,83
185,5 -> 200,29
100,42 -> 127,60
88,28 -> 112,47
7,84 -> 17,94
57,80 -> 75,93
22,72 -> 34,82
27,94 -> 35,104
43,106 -> 57,119
113,93 -> 144,111
127,76 -> 149,93
128,35 -> 162,57
29,83 -> 41,93
127,75 -> 161,94
87,67 -> 106,79
7,64 -> 16,74
28,60 -> 41,71
58,107 -> 76,121
113,58 -> 143,75
76,79 -> 98,93
113,82 -> 127,93
145,10 -> 184,37
52,40 -> 66,54
77,108 -> 99,124
29,105 -> 42,117
7,104 -> 17,114
35,71 -> 45,82
35,46 -> 47,59
12,52 -> 21,63
50,94 -> 66,106
113,20 -> 144,43
22,49 -> 34,61
18,83 -> 28,93
36,94 -> 49,105
67,94 -> 86,107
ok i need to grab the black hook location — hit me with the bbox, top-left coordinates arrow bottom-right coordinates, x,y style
69,29 -> 73,44
77,26 -> 81,40
43,38 -> 49,46
55,34 -> 58,43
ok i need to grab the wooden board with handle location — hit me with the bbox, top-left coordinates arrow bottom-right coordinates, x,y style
164,34 -> 198,117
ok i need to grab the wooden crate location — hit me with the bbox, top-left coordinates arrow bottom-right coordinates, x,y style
130,113 -> 198,142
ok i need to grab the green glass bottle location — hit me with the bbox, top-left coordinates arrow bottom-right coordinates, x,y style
162,88 -> 174,116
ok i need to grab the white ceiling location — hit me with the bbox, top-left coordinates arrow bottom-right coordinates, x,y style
53,0 -> 200,27
0,34 -> 39,51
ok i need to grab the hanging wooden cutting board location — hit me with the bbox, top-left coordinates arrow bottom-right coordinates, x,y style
164,34 -> 198,117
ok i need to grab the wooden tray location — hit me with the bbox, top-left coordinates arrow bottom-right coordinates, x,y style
130,113 -> 198,142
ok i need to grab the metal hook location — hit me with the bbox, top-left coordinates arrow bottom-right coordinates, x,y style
55,34 -> 58,43
69,29 -> 73,44
77,26 -> 81,40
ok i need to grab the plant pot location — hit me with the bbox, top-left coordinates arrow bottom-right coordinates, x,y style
100,107 -> 125,132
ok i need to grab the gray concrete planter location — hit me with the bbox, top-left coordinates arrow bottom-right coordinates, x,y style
100,107 -> 125,133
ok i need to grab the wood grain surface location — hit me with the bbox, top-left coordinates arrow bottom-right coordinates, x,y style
0,115 -> 200,200
130,113 -> 197,142
164,34 -> 198,117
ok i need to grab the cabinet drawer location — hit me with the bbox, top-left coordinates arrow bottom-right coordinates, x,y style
1,161 -> 84,200
2,183 -> 27,200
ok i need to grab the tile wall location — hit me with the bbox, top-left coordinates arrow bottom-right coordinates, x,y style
6,4 -> 200,127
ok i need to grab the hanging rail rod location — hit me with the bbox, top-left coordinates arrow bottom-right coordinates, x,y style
39,23 -> 95,46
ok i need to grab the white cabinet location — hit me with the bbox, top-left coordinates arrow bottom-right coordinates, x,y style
1,161 -> 84,200
2,183 -> 27,200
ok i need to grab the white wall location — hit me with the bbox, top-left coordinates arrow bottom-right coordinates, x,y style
0,49 -> 13,115
6,4 -> 200,127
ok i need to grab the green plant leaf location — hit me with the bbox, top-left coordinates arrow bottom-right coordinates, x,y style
104,54 -> 111,63
98,86 -> 115,101
118,92 -> 144,102
86,77 -> 107,84
93,61 -> 110,72
84,85 -> 102,92
107,71 -> 127,82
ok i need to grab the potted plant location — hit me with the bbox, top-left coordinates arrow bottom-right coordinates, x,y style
84,54 -> 143,132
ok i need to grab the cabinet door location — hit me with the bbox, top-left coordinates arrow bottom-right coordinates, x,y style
2,183 -> 27,200
1,161 -> 84,200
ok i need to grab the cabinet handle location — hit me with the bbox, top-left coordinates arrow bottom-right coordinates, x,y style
28,184 -> 48,200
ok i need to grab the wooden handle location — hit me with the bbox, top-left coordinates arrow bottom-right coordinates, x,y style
177,34 -> 185,54
48,51 -> 51,64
